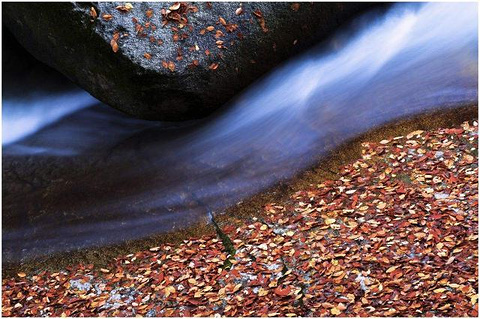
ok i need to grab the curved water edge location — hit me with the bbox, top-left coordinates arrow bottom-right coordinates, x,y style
3,105 -> 477,275
2,2 -> 478,263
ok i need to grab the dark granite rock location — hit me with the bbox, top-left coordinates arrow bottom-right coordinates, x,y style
3,2 -> 383,120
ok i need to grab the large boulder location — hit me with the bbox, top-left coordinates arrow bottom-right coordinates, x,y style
3,2 -> 383,120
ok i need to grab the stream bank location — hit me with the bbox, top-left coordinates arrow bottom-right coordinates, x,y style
2,107 -> 477,317
3,104 -> 477,277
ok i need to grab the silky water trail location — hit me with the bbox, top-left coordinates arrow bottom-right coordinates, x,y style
2,2 -> 478,263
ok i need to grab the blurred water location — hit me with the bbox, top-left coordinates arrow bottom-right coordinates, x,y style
3,92 -> 96,145
2,2 -> 478,262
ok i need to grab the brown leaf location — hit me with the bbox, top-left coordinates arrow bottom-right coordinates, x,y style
110,39 -> 119,52
102,14 -> 113,21
146,8 -> 153,18
252,10 -> 268,33
274,285 -> 292,296
90,7 -> 97,19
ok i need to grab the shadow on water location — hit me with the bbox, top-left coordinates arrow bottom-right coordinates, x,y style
2,2 -> 478,263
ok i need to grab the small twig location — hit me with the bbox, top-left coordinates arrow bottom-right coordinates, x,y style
190,192 -> 236,267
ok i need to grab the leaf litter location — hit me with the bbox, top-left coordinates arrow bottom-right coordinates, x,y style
2,122 -> 478,317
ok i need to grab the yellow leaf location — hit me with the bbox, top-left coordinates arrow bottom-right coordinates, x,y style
258,287 -> 269,296
164,286 -> 175,298
331,307 -> 341,315
386,266 -> 398,273
347,293 -> 355,303
325,218 -> 336,225
233,283 -> 242,292
438,303 -> 451,310
407,130 -> 424,138
414,232 -> 426,239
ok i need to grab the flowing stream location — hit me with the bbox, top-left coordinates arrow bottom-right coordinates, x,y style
2,2 -> 477,262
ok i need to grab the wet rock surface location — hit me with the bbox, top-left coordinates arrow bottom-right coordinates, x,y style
3,2 -> 383,120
